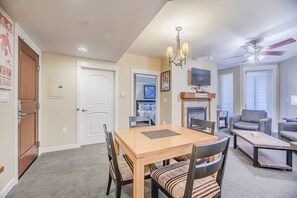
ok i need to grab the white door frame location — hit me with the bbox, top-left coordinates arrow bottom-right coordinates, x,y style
130,68 -> 160,125
76,61 -> 119,146
242,64 -> 278,131
13,24 -> 42,188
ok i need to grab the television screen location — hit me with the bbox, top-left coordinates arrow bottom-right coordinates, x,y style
191,68 -> 211,86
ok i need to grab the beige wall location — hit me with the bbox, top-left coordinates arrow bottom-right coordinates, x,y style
42,53 -> 78,147
0,92 -> 14,192
170,58 -> 218,126
0,7 -> 14,193
41,53 -> 161,148
117,53 -> 161,128
160,58 -> 172,124
218,66 -> 242,115
279,55 -> 297,119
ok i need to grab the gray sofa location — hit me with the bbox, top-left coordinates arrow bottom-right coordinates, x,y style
230,109 -> 272,135
278,122 -> 297,142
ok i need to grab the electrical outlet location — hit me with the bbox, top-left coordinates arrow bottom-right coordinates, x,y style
62,127 -> 67,133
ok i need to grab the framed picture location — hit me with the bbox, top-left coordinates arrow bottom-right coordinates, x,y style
161,70 -> 170,91
144,85 -> 156,99
217,105 -> 221,111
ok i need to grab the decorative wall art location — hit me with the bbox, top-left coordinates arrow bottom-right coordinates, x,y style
0,11 -> 13,90
161,70 -> 170,91
144,85 -> 156,99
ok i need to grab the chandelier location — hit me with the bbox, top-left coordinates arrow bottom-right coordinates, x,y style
166,26 -> 189,68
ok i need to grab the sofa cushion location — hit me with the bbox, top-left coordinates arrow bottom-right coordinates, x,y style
280,131 -> 297,142
241,109 -> 267,123
234,121 -> 259,131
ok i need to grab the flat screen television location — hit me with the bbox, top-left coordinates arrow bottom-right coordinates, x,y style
191,68 -> 211,86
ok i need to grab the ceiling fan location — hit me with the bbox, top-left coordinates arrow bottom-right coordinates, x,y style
224,38 -> 296,63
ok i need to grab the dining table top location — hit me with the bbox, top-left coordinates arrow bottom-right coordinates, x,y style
114,124 -> 218,159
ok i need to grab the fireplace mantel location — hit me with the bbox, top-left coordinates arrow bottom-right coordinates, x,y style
180,92 -> 216,127
180,92 -> 215,99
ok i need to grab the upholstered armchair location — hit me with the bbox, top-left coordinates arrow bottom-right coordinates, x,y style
278,122 -> 297,142
230,109 -> 272,135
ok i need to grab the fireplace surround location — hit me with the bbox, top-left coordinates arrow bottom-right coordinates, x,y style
186,107 -> 207,128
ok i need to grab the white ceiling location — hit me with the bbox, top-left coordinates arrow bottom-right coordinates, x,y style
0,0 -> 167,62
1,0 -> 297,67
128,0 -> 297,68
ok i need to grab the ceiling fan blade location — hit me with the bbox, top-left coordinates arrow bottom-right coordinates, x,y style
223,54 -> 245,60
266,38 -> 296,50
241,59 -> 250,64
241,45 -> 254,51
262,51 -> 286,56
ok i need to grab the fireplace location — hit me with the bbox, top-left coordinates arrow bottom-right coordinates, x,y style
187,107 -> 207,128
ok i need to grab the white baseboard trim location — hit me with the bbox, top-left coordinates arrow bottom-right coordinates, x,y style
40,144 -> 80,154
0,178 -> 17,198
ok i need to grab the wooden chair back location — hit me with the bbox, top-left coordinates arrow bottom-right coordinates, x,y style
190,118 -> 215,135
103,124 -> 121,181
184,136 -> 230,198
129,116 -> 151,128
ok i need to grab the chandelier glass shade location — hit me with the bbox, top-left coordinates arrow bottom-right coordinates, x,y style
166,26 -> 189,68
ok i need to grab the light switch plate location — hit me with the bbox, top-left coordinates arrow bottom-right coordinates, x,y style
0,90 -> 10,103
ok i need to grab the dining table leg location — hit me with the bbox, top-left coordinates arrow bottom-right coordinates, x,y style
133,157 -> 145,198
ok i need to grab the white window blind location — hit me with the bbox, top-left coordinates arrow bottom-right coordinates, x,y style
219,73 -> 233,117
245,70 -> 272,117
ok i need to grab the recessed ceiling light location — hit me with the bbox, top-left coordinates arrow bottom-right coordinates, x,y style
82,22 -> 92,27
78,47 -> 88,52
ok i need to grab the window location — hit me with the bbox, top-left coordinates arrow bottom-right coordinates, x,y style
244,70 -> 273,117
219,73 -> 233,117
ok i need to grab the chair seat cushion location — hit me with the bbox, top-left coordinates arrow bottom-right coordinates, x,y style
151,161 -> 220,198
109,154 -> 158,181
174,154 -> 191,162
280,131 -> 297,142
234,121 -> 259,131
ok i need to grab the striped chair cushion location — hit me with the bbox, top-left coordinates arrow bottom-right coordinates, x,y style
109,154 -> 158,181
174,154 -> 191,161
151,161 -> 220,198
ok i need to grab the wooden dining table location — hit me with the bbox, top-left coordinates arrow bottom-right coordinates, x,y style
114,124 -> 218,198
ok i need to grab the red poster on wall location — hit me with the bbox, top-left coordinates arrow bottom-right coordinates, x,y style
0,10 -> 13,90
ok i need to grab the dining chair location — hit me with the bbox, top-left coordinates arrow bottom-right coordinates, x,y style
103,124 -> 158,198
174,118 -> 216,162
190,118 -> 215,135
129,116 -> 151,128
151,136 -> 230,198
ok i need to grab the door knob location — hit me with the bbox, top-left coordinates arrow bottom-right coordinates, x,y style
82,109 -> 88,112
18,111 -> 28,116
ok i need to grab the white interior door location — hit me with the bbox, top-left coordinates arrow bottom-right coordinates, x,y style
80,68 -> 114,145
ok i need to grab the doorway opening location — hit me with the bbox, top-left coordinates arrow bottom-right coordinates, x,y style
133,73 -> 157,125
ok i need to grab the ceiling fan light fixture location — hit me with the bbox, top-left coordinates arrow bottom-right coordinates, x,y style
258,54 -> 264,60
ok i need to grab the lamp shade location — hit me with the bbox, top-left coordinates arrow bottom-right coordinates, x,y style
166,46 -> 173,58
291,95 -> 297,105
182,42 -> 189,54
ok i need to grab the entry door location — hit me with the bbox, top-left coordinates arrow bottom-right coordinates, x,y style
80,68 -> 114,145
18,38 -> 39,177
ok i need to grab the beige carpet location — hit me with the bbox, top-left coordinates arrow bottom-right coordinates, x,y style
6,131 -> 297,198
